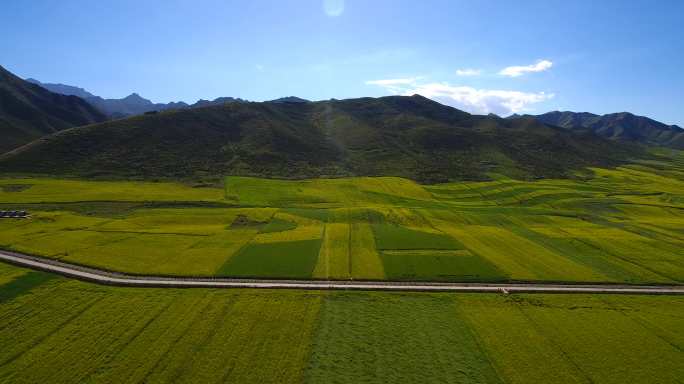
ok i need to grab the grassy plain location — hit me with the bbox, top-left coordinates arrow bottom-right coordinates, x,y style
0,150 -> 683,283
0,263 -> 681,383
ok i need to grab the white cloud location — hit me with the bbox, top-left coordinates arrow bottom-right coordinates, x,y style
406,83 -> 553,115
365,77 -> 421,94
365,77 -> 420,86
366,78 -> 553,115
456,68 -> 481,76
499,60 -> 553,77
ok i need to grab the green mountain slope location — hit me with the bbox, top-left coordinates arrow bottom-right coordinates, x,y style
0,95 -> 642,182
0,65 -> 106,154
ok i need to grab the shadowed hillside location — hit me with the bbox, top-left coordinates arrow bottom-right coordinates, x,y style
0,95 -> 642,182
0,66 -> 106,154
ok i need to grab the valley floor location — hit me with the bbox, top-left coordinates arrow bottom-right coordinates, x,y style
0,151 -> 683,383
1,151 -> 683,284
0,262 -> 682,384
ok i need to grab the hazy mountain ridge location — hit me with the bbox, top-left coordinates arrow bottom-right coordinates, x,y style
25,78 -> 96,99
27,78 -> 247,118
510,111 -> 684,149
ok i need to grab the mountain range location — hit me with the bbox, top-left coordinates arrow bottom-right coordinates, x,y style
25,73 -> 682,150
26,78 -> 248,118
0,91 -> 640,182
3,64 -> 683,183
509,111 -> 684,149
28,76 -> 683,150
0,66 -> 105,153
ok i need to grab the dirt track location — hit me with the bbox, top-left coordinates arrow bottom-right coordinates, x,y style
1,250 -> 683,295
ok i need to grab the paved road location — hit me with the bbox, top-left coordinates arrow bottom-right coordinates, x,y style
1,250 -> 683,294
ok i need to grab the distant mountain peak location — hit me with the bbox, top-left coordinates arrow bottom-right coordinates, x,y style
269,96 -> 310,103
123,92 -> 149,102
409,93 -> 430,100
514,110 -> 683,149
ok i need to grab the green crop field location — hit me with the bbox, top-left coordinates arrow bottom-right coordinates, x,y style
0,150 -> 683,284
1,155 -> 683,382
379,250 -> 506,281
217,239 -> 322,278
0,263 -> 681,383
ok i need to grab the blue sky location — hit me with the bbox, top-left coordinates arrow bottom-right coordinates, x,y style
2,0 -> 683,125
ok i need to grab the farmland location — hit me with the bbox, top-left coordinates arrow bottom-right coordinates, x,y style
0,150 -> 683,284
0,152 -> 683,382
0,262 -> 681,383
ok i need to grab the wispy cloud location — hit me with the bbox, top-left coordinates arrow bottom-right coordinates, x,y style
323,0 -> 345,17
365,77 -> 421,94
499,60 -> 553,77
366,78 -> 553,115
456,68 -> 481,76
365,77 -> 420,86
